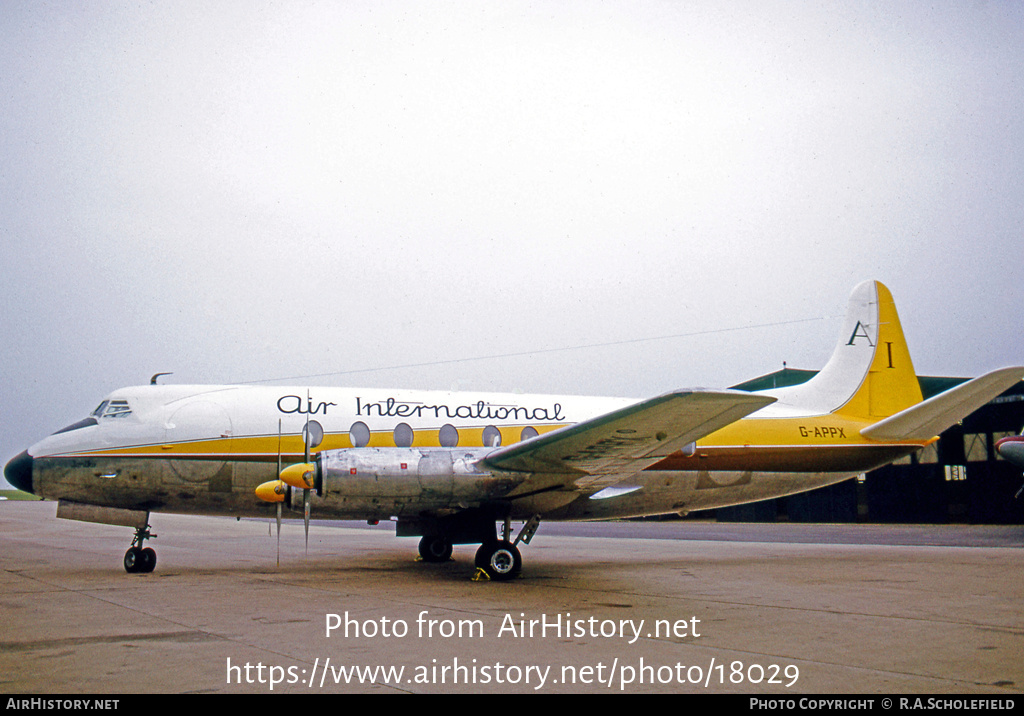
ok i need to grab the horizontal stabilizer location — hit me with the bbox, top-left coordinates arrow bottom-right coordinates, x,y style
860,366 -> 1024,442
481,389 -> 775,490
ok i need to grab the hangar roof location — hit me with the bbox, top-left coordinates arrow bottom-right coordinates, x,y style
730,369 -> 968,400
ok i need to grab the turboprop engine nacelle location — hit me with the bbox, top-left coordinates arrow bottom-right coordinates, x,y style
318,447 -> 525,504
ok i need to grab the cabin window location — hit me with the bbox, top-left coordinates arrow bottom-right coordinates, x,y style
394,423 -> 414,447
520,426 -> 538,442
303,420 -> 324,450
439,424 -> 459,447
350,421 -> 370,448
482,426 -> 501,447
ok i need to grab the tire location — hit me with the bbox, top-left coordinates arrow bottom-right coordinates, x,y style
474,540 -> 522,581
418,536 -> 453,563
140,547 -> 157,573
123,547 -> 141,573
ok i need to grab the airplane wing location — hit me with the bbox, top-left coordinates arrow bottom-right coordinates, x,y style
480,389 -> 776,492
861,366 -> 1024,442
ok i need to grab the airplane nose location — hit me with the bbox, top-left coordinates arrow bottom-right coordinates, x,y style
996,436 -> 1024,467
4,451 -> 34,494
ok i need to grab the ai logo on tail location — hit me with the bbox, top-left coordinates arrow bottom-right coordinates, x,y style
847,321 -> 874,347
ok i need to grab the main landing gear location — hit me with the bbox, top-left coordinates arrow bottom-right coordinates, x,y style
123,523 -> 157,573
473,540 -> 522,581
472,516 -> 540,581
417,515 -> 540,582
418,535 -> 454,563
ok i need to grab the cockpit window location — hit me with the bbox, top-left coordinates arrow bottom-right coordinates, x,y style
91,400 -> 132,419
104,400 -> 132,418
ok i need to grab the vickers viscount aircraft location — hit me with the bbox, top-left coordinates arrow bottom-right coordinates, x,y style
996,434 -> 1024,469
5,281 -> 1023,580
996,433 -> 1024,499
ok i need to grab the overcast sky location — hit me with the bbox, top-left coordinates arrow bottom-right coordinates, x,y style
3,1 -> 1023,477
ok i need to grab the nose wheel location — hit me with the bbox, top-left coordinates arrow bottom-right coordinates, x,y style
124,523 -> 157,573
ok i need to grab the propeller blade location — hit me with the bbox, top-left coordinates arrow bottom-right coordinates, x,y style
304,397 -> 311,464
303,398 -> 311,555
277,419 -> 282,568
303,488 -> 311,556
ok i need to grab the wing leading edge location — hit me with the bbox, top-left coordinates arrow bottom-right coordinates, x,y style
480,389 -> 776,492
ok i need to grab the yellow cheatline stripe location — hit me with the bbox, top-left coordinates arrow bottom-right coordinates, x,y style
62,417 -> 927,461
66,424 -> 568,459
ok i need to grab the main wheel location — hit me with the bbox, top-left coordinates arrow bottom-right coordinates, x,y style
474,540 -> 522,581
124,546 -> 157,573
418,535 -> 453,563
139,547 -> 157,573
123,547 -> 142,573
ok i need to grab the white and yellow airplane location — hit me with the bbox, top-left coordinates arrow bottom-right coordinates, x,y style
5,281 -> 1023,580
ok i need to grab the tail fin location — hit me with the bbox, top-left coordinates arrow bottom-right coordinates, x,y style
769,280 -> 923,419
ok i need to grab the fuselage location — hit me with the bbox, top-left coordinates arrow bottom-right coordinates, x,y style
10,383 -> 924,522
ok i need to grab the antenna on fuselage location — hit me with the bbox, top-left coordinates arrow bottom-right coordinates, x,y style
150,372 -> 173,385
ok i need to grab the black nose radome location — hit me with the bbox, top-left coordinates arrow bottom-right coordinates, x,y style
4,451 -> 34,494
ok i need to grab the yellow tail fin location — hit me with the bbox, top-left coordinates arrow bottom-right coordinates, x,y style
837,281 -> 923,419
769,281 -> 923,419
